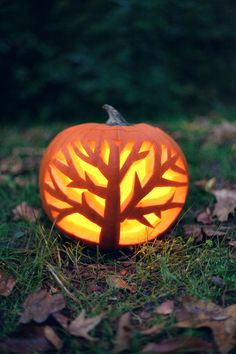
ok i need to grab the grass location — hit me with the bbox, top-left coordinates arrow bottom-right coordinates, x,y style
0,115 -> 236,353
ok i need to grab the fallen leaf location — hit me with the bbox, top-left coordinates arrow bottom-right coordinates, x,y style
205,304 -> 236,354
183,224 -> 204,243
142,337 -> 213,353
14,175 -> 37,187
0,155 -> 23,175
212,189 -> 236,221
20,289 -> 65,324
196,208 -> 213,225
183,224 -> 227,243
203,225 -> 227,238
107,275 -> 136,293
0,325 -> 55,354
176,296 -> 236,354
211,122 -> 236,144
229,240 -> 236,248
12,202 -> 41,223
0,271 -> 16,297
176,296 -> 223,325
52,312 -> 70,330
141,323 -> 165,336
68,310 -> 104,341
155,300 -> 174,315
113,312 -> 131,353
44,325 -> 63,351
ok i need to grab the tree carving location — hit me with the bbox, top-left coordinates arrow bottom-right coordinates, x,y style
44,139 -> 188,249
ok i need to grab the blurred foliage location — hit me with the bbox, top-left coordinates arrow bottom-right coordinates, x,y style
0,0 -> 236,123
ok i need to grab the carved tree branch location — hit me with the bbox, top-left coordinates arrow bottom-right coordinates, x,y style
119,143 -> 149,181
73,143 -> 110,178
121,147 -> 187,223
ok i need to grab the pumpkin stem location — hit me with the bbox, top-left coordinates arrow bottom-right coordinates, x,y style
103,104 -> 129,126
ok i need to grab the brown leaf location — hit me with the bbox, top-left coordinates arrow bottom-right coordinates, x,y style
44,325 -> 63,351
183,224 -> 227,243
196,208 -> 213,225
203,225 -> 227,238
176,297 -> 236,354
212,189 -> 236,222
20,289 -> 65,324
0,155 -> 23,175
229,240 -> 236,248
14,175 -> 37,187
107,275 -> 136,293
155,300 -> 174,315
183,224 -> 204,242
0,271 -> 16,297
142,337 -> 213,353
0,325 -> 55,354
68,310 -> 104,341
52,312 -> 70,330
113,312 -> 131,353
12,202 -> 41,223
211,122 -> 236,144
141,323 -> 165,336
203,304 -> 236,354
176,296 -> 222,325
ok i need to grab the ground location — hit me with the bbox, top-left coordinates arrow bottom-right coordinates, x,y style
0,114 -> 235,354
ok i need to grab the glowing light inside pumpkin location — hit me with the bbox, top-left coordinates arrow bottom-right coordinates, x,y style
42,138 -> 188,247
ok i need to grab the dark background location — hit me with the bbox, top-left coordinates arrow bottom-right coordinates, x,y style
1,0 -> 236,124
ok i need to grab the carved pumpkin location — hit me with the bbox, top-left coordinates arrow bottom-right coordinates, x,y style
39,105 -> 188,250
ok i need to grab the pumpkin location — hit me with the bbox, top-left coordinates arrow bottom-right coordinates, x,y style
39,105 -> 188,250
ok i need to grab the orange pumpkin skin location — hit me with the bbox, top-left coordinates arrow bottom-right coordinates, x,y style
39,120 -> 188,250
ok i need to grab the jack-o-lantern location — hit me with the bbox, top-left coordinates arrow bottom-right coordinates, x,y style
39,105 -> 188,250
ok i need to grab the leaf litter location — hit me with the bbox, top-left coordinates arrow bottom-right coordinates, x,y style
0,271 -> 16,297
113,312 -> 131,353
176,296 -> 236,354
19,289 -> 65,324
12,202 -> 41,223
212,188 -> 236,222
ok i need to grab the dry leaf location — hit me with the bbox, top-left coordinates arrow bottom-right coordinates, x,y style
142,337 -> 213,353
52,312 -> 70,330
12,202 -> 41,223
0,155 -> 23,175
176,296 -> 236,354
176,296 -> 223,325
196,208 -> 213,225
183,224 -> 204,242
0,325 -> 55,354
141,323 -> 165,336
155,300 -> 174,315
68,310 -> 104,341
14,175 -> 37,187
212,189 -> 236,221
229,240 -> 236,248
211,122 -> 236,144
107,275 -> 136,293
0,271 -> 16,297
20,289 -> 65,324
203,225 -> 226,238
183,224 -> 226,243
113,312 -> 131,353
44,325 -> 63,351
204,304 -> 236,354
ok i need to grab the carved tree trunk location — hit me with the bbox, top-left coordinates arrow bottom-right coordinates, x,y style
99,143 -> 120,250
